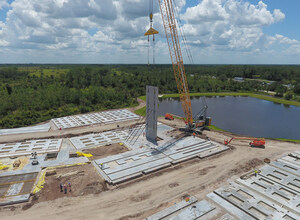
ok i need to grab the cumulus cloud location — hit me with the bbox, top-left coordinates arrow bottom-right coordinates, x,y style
274,34 -> 299,45
181,0 -> 286,53
0,0 -> 298,63
285,44 -> 300,55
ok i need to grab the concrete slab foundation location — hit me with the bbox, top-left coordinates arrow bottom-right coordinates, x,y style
51,109 -> 139,129
0,171 -> 38,206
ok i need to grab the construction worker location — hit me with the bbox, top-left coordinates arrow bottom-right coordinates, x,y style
254,169 -> 258,177
68,182 -> 72,192
100,163 -> 103,169
64,183 -> 68,194
193,132 -> 196,138
60,183 -> 63,192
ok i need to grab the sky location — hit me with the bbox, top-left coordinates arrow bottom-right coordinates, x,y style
0,0 -> 299,64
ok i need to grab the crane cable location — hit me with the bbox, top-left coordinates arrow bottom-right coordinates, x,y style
173,0 -> 194,64
148,0 -> 153,65
147,0 -> 155,65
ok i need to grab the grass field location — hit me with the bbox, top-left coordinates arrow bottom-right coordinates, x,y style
134,106 -> 146,116
208,125 -> 227,132
162,92 -> 300,107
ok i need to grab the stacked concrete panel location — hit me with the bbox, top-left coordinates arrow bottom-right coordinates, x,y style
0,139 -> 62,158
0,123 -> 50,136
93,136 -> 228,184
51,109 -> 139,129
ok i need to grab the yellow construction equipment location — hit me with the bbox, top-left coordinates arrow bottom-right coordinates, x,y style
158,0 -> 208,133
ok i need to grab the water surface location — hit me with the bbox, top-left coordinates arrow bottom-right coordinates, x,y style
158,96 -> 300,140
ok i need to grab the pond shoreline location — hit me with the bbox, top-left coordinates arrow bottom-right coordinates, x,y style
161,92 -> 300,107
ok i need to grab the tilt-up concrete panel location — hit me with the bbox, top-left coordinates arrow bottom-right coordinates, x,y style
146,86 -> 158,144
236,175 -> 300,214
0,139 -> 62,158
168,200 -> 215,220
259,165 -> 300,193
51,109 -> 139,129
270,160 -> 300,177
213,182 -> 299,219
146,196 -> 198,220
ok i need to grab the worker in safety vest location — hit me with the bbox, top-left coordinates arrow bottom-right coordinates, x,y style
193,132 -> 196,138
254,169 -> 258,177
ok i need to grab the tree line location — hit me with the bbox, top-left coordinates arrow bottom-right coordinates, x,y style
0,64 -> 299,128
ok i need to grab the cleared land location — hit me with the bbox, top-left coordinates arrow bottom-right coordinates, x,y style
0,128 -> 298,220
0,98 -> 299,220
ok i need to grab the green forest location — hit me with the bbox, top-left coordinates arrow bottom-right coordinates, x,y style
0,64 -> 299,128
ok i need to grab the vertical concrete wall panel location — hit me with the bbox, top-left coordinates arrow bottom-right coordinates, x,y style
146,86 -> 158,143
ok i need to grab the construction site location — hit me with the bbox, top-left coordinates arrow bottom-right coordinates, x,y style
0,89 -> 299,220
0,0 -> 299,220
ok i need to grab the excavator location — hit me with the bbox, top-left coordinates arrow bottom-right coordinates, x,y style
224,137 -> 266,148
149,0 -> 211,133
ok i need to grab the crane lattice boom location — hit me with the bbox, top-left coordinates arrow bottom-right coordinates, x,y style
158,0 -> 193,127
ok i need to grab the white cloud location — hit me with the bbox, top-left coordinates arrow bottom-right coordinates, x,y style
274,34 -> 299,45
285,44 -> 300,55
0,0 -> 8,10
0,0 -> 298,63
182,0 -> 226,23
273,9 -> 285,22
181,0 -> 287,54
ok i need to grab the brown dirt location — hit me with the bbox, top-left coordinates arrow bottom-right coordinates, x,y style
82,143 -> 129,160
36,164 -> 107,203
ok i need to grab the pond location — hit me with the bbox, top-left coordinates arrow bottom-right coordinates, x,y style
158,96 -> 300,140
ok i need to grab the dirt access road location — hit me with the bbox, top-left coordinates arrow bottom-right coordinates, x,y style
1,130 -> 299,220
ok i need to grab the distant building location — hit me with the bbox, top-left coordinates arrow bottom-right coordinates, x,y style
233,77 -> 244,82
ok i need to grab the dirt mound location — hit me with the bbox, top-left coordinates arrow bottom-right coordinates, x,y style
130,192 -> 151,202
198,165 -> 216,176
82,143 -> 128,160
228,158 -> 264,176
